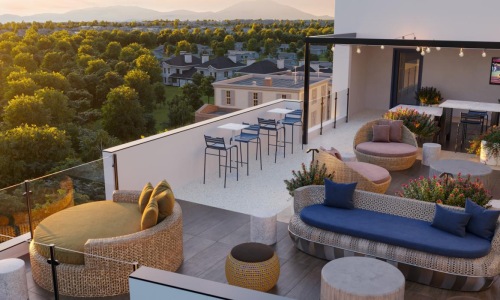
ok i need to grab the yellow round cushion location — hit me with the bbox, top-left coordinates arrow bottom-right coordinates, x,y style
33,201 -> 141,265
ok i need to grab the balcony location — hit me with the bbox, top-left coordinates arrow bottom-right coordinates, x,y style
2,99 -> 500,299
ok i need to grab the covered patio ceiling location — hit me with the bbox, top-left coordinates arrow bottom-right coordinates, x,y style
301,33 -> 500,144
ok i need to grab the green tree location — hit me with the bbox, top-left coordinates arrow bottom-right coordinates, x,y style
4,77 -> 39,101
223,35 -> 235,50
104,41 -> 122,59
35,88 -> 75,125
181,82 -> 203,110
13,52 -> 37,72
175,40 -> 191,55
152,82 -> 166,106
135,54 -> 162,83
200,75 -> 215,103
41,51 -> 64,72
124,69 -> 154,111
246,38 -> 259,51
102,85 -> 145,141
166,94 -> 194,128
0,125 -> 73,186
3,94 -> 50,128
77,128 -> 120,162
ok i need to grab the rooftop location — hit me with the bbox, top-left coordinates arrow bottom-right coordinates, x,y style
226,74 -> 328,89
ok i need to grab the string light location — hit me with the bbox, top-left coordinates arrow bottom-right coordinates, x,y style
436,47 -> 441,51
459,48 -> 464,57
356,46 -> 361,54
380,45 -> 385,50
426,47 -> 431,53
420,49 -> 426,56
482,50 -> 487,58
416,46 -> 421,52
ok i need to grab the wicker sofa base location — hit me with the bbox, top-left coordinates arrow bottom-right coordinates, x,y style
354,149 -> 417,171
290,231 -> 497,292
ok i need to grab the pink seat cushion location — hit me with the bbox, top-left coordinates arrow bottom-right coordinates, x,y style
345,162 -> 391,184
356,142 -> 417,158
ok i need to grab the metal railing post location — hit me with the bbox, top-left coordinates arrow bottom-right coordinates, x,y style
306,148 -> 319,162
113,154 -> 119,191
334,92 -> 338,129
22,180 -> 34,238
346,88 -> 350,123
320,96 -> 324,135
47,244 -> 60,300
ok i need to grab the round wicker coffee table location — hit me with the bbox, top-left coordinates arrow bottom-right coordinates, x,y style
320,257 -> 404,300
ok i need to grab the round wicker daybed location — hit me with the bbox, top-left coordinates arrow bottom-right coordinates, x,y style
353,119 -> 418,171
29,190 -> 183,297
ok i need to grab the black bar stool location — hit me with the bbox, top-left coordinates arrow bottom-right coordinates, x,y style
454,113 -> 483,152
203,135 -> 238,188
258,118 -> 285,163
231,123 -> 262,176
281,109 -> 303,154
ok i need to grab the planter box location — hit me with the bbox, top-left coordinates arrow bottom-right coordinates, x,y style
480,140 -> 499,166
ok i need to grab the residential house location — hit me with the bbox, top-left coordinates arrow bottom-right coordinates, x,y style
310,45 -> 328,56
226,50 -> 260,64
195,56 -> 245,81
161,52 -> 201,86
237,59 -> 288,75
212,74 -> 331,128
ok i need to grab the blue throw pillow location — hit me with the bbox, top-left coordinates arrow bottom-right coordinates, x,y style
465,199 -> 500,241
323,178 -> 357,209
431,204 -> 471,237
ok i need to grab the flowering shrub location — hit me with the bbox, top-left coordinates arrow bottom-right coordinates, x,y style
415,86 -> 443,105
284,160 -> 334,196
467,125 -> 500,159
383,108 -> 439,138
397,174 -> 491,207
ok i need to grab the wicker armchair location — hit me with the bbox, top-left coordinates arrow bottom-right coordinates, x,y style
316,150 -> 391,194
353,119 -> 418,171
29,190 -> 183,297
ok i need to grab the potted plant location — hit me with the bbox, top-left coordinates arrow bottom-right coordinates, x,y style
467,125 -> 500,166
284,160 -> 334,196
415,86 -> 443,106
383,107 -> 439,143
397,174 -> 491,208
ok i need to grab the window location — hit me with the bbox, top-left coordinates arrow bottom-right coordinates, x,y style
176,69 -> 180,74
167,68 -> 170,74
200,71 -> 204,75
226,91 -> 231,105
163,68 -> 166,73
224,71 -> 229,77
253,92 -> 259,106
281,94 -> 287,99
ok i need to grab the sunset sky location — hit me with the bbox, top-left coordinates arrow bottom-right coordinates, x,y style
0,0 -> 334,17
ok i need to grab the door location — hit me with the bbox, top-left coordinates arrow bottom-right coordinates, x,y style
390,49 -> 423,107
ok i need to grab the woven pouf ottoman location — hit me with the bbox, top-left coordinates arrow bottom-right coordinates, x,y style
225,242 -> 280,291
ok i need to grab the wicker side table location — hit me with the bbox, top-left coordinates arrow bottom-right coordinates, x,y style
320,257 -> 404,300
225,242 -> 280,292
251,210 -> 277,245
0,258 -> 29,300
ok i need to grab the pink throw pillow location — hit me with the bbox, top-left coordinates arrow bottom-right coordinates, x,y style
319,146 -> 343,161
372,125 -> 390,142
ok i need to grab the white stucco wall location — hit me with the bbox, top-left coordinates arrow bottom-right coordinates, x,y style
333,0 -> 500,114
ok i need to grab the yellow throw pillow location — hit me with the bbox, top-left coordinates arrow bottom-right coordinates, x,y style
153,190 -> 175,222
141,198 -> 158,230
138,182 -> 154,213
150,180 -> 171,199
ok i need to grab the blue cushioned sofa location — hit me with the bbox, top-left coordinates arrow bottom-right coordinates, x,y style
288,185 -> 500,291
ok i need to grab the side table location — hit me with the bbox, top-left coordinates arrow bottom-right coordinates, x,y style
250,210 -> 277,245
320,257 -> 404,300
422,143 -> 441,166
0,258 -> 29,300
429,159 -> 492,188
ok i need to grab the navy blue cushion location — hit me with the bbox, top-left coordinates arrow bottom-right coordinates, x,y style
324,178 -> 356,209
465,199 -> 500,241
300,204 -> 491,259
431,204 -> 471,237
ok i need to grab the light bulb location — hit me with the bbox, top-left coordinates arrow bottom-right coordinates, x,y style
331,45 -> 335,52
420,49 -> 425,56
436,47 -> 441,51
380,45 -> 385,50
426,47 -> 431,53
356,46 -> 361,54
416,46 -> 421,52
482,50 -> 486,58
459,48 -> 464,57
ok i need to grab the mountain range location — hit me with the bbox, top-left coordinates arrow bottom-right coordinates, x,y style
0,1 -> 333,23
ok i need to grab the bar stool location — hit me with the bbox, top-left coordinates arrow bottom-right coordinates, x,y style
203,135 -> 238,188
281,109 -> 303,154
231,123 -> 262,176
258,118 -> 285,163
454,112 -> 483,152
468,110 -> 488,132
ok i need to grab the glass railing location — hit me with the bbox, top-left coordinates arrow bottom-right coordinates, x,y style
0,157 -> 110,243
